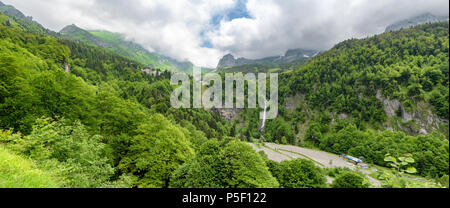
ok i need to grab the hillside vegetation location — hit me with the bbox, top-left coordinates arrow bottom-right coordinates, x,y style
236,22 -> 449,179
59,25 -> 196,72
0,7 -> 448,188
0,143 -> 60,188
0,12 -> 237,188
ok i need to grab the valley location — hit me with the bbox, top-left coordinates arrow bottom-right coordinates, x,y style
0,0 -> 448,189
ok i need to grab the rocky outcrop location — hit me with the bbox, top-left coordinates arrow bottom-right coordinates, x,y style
5,18 -> 12,26
376,90 -> 402,118
142,69 -> 160,76
285,94 -> 305,112
217,49 -> 319,69
213,108 -> 241,122
376,90 -> 447,135
63,63 -> 70,73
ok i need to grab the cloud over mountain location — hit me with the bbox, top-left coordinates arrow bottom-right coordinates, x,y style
2,0 -> 448,68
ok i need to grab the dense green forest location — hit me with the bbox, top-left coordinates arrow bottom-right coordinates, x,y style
0,7 -> 449,188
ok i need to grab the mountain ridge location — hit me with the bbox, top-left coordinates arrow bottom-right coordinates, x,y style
216,48 -> 319,73
59,24 -> 200,72
218,49 -> 319,68
0,0 -> 55,35
385,12 -> 449,32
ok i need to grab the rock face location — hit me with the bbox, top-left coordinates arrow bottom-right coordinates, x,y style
375,90 -> 447,135
217,54 -> 239,67
5,18 -> 12,26
63,63 -> 70,73
217,48 -> 319,69
376,90 -> 402,118
212,108 -> 241,122
385,13 -> 449,32
142,69 -> 160,76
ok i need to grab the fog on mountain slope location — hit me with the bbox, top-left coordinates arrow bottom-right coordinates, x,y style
59,24 -> 201,73
385,12 -> 449,32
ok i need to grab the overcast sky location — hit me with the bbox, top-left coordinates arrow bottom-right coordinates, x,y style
2,0 -> 449,68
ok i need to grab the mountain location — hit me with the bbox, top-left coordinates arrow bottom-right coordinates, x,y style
60,24 -> 210,73
59,24 -> 181,71
285,21 -> 449,136
216,48 -> 319,73
0,0 -> 55,35
0,1 -> 33,22
385,12 -> 449,32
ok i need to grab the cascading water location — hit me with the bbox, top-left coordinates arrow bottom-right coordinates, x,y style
260,100 -> 268,132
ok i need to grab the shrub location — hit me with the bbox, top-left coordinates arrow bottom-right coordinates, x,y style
331,171 -> 369,188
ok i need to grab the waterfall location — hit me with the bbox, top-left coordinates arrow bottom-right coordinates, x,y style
260,100 -> 268,132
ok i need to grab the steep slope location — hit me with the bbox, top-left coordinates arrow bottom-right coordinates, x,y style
59,25 -> 204,73
0,1 -> 54,35
0,145 -> 61,188
1,11 -> 232,187
386,13 -> 449,32
216,48 -> 319,73
274,21 -> 449,143
229,22 -> 449,178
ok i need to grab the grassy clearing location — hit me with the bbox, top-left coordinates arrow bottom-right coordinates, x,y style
0,146 -> 60,188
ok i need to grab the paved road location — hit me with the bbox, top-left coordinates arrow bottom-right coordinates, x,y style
248,143 -> 291,162
249,142 -> 381,186
266,143 -> 354,169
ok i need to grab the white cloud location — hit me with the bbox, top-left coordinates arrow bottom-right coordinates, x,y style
208,0 -> 449,59
2,0 -> 449,68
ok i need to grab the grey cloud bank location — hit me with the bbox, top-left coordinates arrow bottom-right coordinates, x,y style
2,0 -> 448,68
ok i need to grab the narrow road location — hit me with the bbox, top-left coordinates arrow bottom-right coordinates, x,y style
265,143 -> 353,169
247,143 -> 291,162
249,142 -> 381,187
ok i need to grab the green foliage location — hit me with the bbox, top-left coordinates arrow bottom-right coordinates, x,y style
268,159 -> 326,188
436,175 -> 449,188
375,153 -> 441,188
319,125 -> 368,154
0,144 -> 61,188
264,117 -> 295,144
118,114 -> 195,188
384,153 -> 417,174
305,121 -> 324,144
319,127 -> 449,178
170,139 -> 279,188
331,171 -> 370,188
0,13 -> 233,188
3,118 -> 121,188
325,167 -> 352,178
1,9 -> 448,188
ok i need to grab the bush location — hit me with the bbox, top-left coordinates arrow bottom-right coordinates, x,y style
119,114 -> 195,188
331,171 -> 369,188
14,118 -> 117,188
269,159 -> 326,188
170,139 -> 279,188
